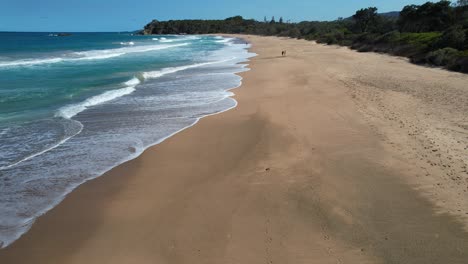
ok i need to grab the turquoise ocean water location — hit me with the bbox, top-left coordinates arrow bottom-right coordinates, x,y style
0,32 -> 254,248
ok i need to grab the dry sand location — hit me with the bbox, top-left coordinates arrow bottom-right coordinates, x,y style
1,35 -> 467,263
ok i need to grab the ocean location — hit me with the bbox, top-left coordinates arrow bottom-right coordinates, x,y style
0,32 -> 255,248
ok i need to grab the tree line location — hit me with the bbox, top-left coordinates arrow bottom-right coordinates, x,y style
140,1 -> 468,73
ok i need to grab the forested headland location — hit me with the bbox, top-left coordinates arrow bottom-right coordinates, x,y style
141,1 -> 468,73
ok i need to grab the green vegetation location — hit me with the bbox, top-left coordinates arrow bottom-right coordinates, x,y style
141,1 -> 468,73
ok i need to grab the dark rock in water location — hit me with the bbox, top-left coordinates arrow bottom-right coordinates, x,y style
57,33 -> 72,37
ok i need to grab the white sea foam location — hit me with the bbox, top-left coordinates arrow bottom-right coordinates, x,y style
55,57 -> 235,120
0,58 -> 64,67
142,58 -> 235,79
55,57 -> 230,120
0,120 -> 84,171
0,127 -> 10,136
124,77 -> 141,86
159,36 -> 201,43
56,77 -> 141,119
215,37 -> 234,43
72,43 -> 188,60
120,41 -> 135,46
152,38 -> 159,40
75,52 -> 126,61
0,43 -> 189,68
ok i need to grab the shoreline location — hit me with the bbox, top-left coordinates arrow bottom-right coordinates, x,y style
0,36 -> 253,249
1,35 -> 467,263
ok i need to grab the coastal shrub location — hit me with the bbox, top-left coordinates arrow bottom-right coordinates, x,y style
446,57 -> 468,72
318,31 -> 346,45
392,44 -> 423,57
350,33 -> 379,48
357,44 -> 374,52
350,33 -> 388,52
333,31 -> 345,42
340,39 -> 354,46
304,34 -> 316,41
370,31 -> 401,52
375,30 -> 401,44
326,35 -> 338,45
437,26 -> 466,49
465,30 -> 468,49
459,50 -> 468,56
425,47 -> 459,66
288,28 -> 301,38
392,32 -> 443,58
399,32 -> 442,46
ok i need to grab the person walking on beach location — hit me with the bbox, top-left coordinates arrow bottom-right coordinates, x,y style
282,50 -> 287,56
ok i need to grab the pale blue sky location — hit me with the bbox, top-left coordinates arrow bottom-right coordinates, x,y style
1,0 -> 434,32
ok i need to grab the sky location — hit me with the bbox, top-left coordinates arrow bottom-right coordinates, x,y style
1,0 -> 435,32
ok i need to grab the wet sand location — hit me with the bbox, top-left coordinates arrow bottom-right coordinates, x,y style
1,35 -> 467,263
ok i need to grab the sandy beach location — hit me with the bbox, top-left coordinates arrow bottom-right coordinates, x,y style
1,35 -> 467,263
